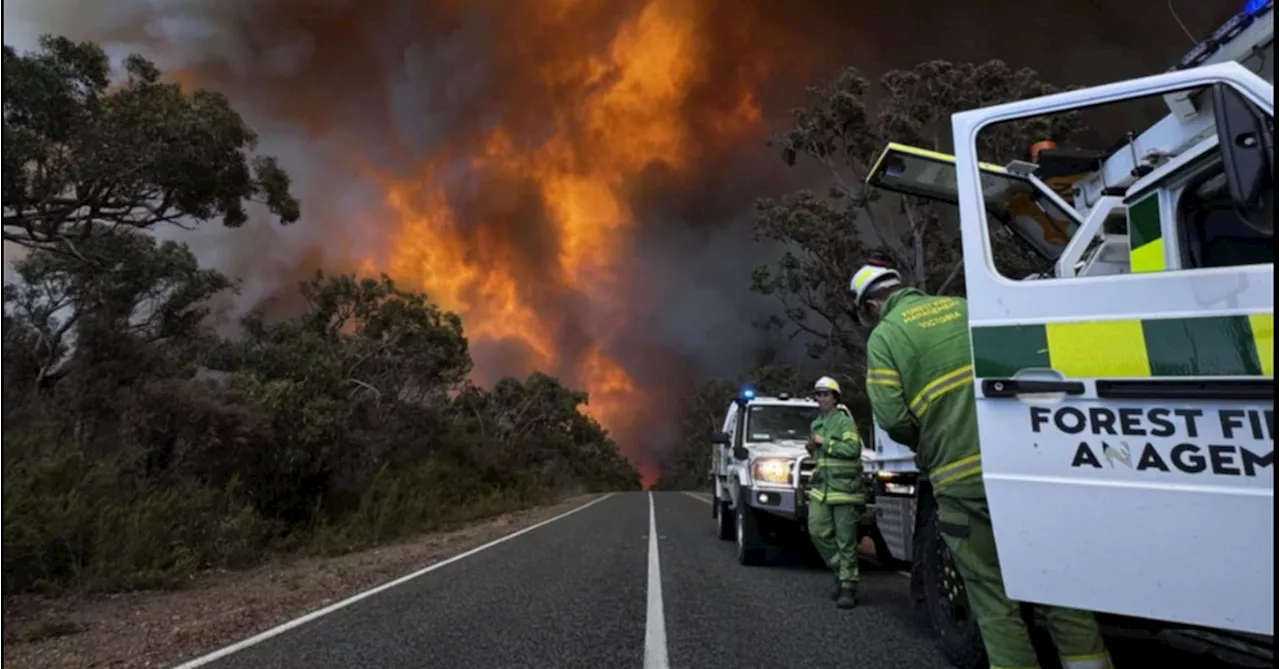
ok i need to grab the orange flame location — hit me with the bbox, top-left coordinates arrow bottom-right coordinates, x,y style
149,0 -> 769,483
378,0 -> 762,461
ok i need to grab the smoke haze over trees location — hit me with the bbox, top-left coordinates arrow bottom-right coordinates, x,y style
2,38 -> 639,593
1,1 -> 1246,585
0,0 -> 1243,483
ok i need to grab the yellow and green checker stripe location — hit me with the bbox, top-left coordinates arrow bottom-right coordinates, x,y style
971,313 -> 1274,378
1128,194 -> 1165,273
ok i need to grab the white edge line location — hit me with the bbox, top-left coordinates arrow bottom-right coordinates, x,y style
171,493 -> 617,669
678,491 -> 912,579
643,491 -> 670,669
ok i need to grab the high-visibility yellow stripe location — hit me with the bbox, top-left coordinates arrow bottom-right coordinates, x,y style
1127,194 -> 1162,272
853,266 -> 882,290
909,365 -> 973,416
976,313 -> 1273,379
1130,238 -> 1166,272
868,142 -> 1009,177
1249,313 -> 1274,376
867,367 -> 901,387
930,454 -> 983,488
809,489 -> 865,505
1045,319 -> 1150,378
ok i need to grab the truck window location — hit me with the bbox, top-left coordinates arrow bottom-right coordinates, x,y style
1177,165 -> 1276,268
745,405 -> 818,442
971,82 -> 1274,280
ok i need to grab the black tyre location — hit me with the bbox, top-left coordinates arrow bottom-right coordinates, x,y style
735,489 -> 768,566
713,490 -> 734,541
918,504 -> 987,669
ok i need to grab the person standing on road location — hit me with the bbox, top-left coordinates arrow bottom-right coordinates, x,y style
805,375 -> 864,610
848,259 -> 1114,669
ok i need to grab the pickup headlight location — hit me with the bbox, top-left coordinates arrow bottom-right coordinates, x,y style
751,458 -> 793,485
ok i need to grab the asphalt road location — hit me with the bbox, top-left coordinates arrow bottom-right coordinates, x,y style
175,492 -> 1253,669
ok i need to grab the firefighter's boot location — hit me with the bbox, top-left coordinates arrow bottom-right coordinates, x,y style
836,586 -> 857,609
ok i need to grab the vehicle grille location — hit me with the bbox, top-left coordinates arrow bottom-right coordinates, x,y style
797,457 -> 817,493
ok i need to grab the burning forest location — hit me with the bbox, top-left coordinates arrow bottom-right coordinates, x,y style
2,0 -> 1241,489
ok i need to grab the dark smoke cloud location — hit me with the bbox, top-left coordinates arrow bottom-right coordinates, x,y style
2,0 -> 1242,474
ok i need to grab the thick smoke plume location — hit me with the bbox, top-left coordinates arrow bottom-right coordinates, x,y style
3,0 -> 1239,484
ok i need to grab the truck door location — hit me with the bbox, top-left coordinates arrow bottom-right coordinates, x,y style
949,62 -> 1275,635
714,405 -> 738,477
865,142 -> 1082,268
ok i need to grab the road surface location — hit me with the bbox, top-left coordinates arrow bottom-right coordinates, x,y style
174,492 -> 1250,669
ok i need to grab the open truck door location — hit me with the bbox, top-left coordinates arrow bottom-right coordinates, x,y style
949,61 -> 1274,636
866,142 -> 1084,267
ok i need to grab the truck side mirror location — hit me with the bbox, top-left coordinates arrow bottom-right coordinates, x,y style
710,431 -> 731,445
1211,83 -> 1276,235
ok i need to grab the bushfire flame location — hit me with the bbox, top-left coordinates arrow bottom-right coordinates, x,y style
371,0 -> 761,483
7,0 -> 1231,488
13,0 -> 773,487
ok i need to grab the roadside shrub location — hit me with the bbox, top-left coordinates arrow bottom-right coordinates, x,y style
1,426 -> 275,593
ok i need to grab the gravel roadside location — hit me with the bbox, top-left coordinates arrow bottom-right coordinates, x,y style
2,493 -> 604,669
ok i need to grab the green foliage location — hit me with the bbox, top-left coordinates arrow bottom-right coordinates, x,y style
2,35 -> 300,257
306,459 -> 555,556
2,247 -> 641,593
755,59 -> 1084,372
0,36 -> 639,596
3,230 -> 232,392
1,425 -> 275,593
659,60 -> 1085,490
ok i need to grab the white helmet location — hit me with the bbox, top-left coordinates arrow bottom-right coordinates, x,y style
813,376 -> 841,396
849,264 -> 902,308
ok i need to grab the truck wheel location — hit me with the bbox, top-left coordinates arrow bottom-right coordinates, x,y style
919,505 -> 987,669
713,493 -> 734,541
735,491 -> 768,566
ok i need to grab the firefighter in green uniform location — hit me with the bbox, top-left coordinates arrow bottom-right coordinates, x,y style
848,259 -> 1114,669
805,375 -> 864,610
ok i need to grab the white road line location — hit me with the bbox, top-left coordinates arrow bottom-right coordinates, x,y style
171,493 -> 617,669
644,491 -> 670,669
681,491 -> 711,504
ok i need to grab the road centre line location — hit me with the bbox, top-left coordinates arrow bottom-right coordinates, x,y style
644,491 -> 671,669
171,493 -> 617,669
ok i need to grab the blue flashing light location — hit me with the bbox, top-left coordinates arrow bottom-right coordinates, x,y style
1245,0 -> 1271,16
741,387 -> 756,401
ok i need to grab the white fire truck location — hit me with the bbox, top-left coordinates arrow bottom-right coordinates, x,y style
708,388 -> 859,565
858,2 -> 1275,666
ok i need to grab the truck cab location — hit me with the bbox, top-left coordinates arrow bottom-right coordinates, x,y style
859,420 -> 920,565
708,389 -> 855,565
952,58 -> 1274,638
860,3 -> 1275,666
